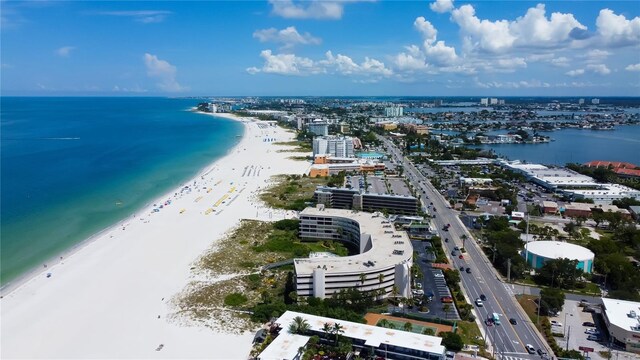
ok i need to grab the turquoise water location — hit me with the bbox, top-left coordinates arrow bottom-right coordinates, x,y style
475,125 -> 640,165
0,97 -> 243,286
357,152 -> 384,159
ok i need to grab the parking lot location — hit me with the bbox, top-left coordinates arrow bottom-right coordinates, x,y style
411,239 -> 460,321
553,300 -> 607,360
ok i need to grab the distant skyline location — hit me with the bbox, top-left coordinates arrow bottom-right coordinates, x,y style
1,0 -> 639,96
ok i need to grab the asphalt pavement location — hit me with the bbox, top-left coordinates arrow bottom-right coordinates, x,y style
381,136 -> 550,359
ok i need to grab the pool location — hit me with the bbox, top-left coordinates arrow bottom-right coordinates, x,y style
357,152 -> 385,159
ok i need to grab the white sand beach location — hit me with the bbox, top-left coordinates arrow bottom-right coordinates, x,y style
0,113 -> 310,359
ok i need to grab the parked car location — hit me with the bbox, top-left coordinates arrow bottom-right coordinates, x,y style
458,254 -> 464,259
583,322 -> 595,327
441,296 -> 453,303
585,329 -> 600,335
454,246 -> 460,251
509,318 -> 517,325
587,335 -> 601,341
526,344 -> 536,354
434,272 -> 445,278
550,321 -> 563,327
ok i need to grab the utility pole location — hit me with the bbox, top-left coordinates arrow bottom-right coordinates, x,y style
507,258 -> 511,283
492,244 -> 497,263
566,326 -> 571,352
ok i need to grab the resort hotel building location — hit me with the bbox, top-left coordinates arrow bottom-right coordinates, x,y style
312,136 -> 359,158
257,310 -> 446,360
294,206 -> 413,299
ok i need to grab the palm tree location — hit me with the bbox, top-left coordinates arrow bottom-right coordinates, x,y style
391,285 -> 399,299
333,323 -> 344,346
422,328 -> 436,336
359,273 -> 367,287
387,322 -> 396,329
378,319 -> 390,328
288,316 -> 311,335
461,234 -> 468,249
322,322 -> 332,342
378,273 -> 385,285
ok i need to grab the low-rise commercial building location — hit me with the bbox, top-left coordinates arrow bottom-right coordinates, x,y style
295,207 -> 413,299
259,311 -> 446,360
600,298 -> 640,354
542,201 -> 558,214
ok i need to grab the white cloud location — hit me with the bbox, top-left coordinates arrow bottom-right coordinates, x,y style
95,10 -> 172,23
451,5 -> 516,53
429,0 -> 454,14
143,53 -> 187,92
414,17 -> 437,46
566,69 -> 585,77
253,26 -> 321,49
268,0 -> 370,20
586,64 -> 611,75
550,57 -> 570,67
496,57 -> 527,69
56,46 -> 75,57
393,45 -> 427,71
113,85 -> 148,93
625,63 -> 640,72
424,41 -> 458,65
247,49 -> 392,78
510,4 -> 586,47
410,17 -> 458,66
451,4 -> 586,53
247,50 -> 319,75
595,9 -> 640,47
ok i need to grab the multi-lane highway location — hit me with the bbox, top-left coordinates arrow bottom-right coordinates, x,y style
380,135 -> 550,360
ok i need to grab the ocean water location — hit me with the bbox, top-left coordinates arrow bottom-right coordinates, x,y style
475,125 -> 640,165
0,97 -> 243,286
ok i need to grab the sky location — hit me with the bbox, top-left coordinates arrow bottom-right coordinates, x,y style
1,0 -> 639,96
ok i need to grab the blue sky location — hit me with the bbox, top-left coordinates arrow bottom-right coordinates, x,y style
1,0 -> 639,96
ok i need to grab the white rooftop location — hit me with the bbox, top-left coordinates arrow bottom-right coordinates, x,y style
275,311 -> 446,355
258,332 -> 310,360
601,298 -> 640,334
568,184 -> 640,197
525,241 -> 594,261
294,208 -> 413,275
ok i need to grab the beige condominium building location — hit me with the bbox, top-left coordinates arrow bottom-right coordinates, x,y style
294,206 -> 413,299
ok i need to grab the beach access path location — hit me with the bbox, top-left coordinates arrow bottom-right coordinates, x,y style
0,114 -> 311,359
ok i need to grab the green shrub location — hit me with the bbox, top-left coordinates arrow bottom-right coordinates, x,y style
224,293 -> 248,307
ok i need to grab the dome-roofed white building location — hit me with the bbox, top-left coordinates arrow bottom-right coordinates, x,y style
523,241 -> 594,273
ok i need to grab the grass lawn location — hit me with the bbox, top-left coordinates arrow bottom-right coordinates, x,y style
273,140 -> 312,152
517,294 -> 543,331
259,174 -> 327,210
456,320 -> 485,347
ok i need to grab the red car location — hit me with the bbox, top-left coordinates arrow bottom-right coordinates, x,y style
441,296 -> 453,303
458,254 -> 464,259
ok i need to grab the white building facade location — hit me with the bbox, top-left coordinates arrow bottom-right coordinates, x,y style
313,136 -> 355,158
295,207 -> 413,299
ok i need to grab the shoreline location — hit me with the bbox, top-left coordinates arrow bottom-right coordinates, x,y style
0,111 -> 246,298
1,110 -> 311,358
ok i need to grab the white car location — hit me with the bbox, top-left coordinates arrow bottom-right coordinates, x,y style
550,321 -> 563,327
434,272 -> 445,278
475,299 -> 484,307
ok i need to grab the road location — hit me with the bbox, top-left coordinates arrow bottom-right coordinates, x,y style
380,135 -> 549,360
